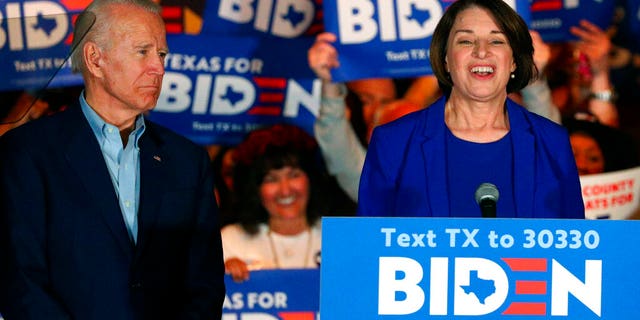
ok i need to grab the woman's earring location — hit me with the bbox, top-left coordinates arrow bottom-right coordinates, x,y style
510,73 -> 515,79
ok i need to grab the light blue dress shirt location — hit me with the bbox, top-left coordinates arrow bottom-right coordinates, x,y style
80,93 -> 145,244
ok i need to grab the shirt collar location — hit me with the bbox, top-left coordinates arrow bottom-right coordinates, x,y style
79,91 -> 146,148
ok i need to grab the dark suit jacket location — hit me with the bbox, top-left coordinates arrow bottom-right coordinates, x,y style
358,97 -> 585,218
0,104 -> 225,319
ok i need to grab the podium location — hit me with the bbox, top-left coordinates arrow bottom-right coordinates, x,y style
320,217 -> 640,319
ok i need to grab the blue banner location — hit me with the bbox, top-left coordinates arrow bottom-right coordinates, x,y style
623,0 -> 640,53
147,34 -> 320,146
322,0 -> 531,82
321,217 -> 640,319
201,0 -> 324,38
223,269 -> 319,319
0,1 -> 86,91
629,0 -> 640,37
530,0 -> 615,43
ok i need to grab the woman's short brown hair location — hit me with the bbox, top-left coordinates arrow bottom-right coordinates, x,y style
429,0 -> 537,96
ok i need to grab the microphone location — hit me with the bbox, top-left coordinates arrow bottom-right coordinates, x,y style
475,183 -> 499,218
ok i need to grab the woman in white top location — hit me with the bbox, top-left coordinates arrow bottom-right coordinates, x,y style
222,124 -> 325,282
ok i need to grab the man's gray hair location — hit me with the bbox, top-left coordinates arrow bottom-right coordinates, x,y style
69,0 -> 162,74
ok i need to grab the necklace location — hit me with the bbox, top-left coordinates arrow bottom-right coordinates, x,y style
267,227 -> 313,269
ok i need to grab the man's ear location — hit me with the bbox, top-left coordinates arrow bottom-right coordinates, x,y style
83,41 -> 104,78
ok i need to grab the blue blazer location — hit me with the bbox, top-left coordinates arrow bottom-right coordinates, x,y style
358,97 -> 585,219
0,104 -> 225,319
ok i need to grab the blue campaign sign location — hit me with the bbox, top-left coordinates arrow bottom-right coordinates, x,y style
321,217 -> 640,319
0,1 -> 86,91
530,0 -> 615,43
623,0 -> 640,53
629,0 -> 640,35
147,34 -> 319,146
322,0 -> 531,82
223,269 -> 319,319
201,0 -> 324,38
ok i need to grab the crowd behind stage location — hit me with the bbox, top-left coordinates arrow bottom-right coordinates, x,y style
1,1 -> 640,281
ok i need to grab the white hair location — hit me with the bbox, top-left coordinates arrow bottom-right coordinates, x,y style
69,0 -> 162,74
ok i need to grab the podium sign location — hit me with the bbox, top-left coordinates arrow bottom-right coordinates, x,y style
321,217 -> 640,319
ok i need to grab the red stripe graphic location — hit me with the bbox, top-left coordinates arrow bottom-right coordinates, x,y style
531,0 -> 562,11
248,106 -> 281,116
279,312 -> 316,320
254,77 -> 287,89
502,302 -> 547,315
162,6 -> 182,19
502,258 -> 547,272
515,280 -> 547,295
259,93 -> 285,103
165,23 -> 183,34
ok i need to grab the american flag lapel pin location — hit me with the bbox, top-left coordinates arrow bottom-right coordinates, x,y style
153,155 -> 162,162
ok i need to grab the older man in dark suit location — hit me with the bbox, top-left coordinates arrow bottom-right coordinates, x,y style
0,0 -> 225,319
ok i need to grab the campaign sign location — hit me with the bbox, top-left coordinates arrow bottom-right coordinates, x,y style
322,0 -> 531,82
0,1 -> 87,91
147,34 -> 320,146
223,269 -> 319,319
321,217 -> 640,319
530,0 -> 615,43
580,166 -> 640,220
201,0 -> 324,38
622,0 -> 640,53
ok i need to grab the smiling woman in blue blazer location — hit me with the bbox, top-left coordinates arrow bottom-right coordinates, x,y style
357,0 -> 584,219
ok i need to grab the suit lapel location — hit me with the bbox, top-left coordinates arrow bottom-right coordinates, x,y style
62,106 -> 134,257
507,100 -> 535,218
135,125 -> 166,256
421,98 -> 451,217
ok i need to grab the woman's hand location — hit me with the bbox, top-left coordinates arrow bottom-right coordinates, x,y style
225,257 -> 250,282
530,30 -> 550,73
570,19 -> 611,76
308,32 -> 339,82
